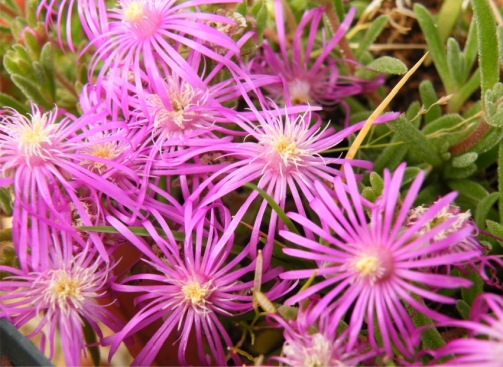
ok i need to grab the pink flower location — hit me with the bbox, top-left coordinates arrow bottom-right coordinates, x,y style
0,105 -> 138,264
187,96 -> 398,268
268,298 -> 378,366
279,163 -> 482,357
431,293 -> 503,365
0,229 -> 122,366
78,0 -> 246,106
249,1 -> 382,108
105,204 -> 291,366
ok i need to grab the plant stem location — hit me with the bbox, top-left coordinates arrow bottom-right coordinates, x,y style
54,69 -> 78,98
321,0 -> 356,74
449,118 -> 490,155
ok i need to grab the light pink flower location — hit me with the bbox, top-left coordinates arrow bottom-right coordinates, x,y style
279,163 -> 482,357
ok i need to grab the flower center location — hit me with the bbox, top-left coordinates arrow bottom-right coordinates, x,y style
120,0 -> 161,39
123,1 -> 144,22
259,126 -> 309,177
18,118 -> 54,159
283,333 -> 343,367
406,203 -> 472,242
273,135 -> 301,160
351,249 -> 391,284
146,79 -> 209,135
80,142 -> 123,174
181,279 -> 212,313
288,79 -> 312,105
44,269 -> 87,314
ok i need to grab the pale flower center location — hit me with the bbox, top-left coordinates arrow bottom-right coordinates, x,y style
273,135 -> 303,163
351,250 -> 391,285
18,118 -> 53,158
282,333 -> 345,367
259,129 -> 309,177
123,1 -> 144,22
146,79 -> 209,135
181,279 -> 213,313
80,142 -> 123,174
288,79 -> 312,105
407,204 -> 472,242
44,269 -> 86,314
120,0 -> 161,39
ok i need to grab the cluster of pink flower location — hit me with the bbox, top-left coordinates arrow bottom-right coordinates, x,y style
1,0 -> 502,366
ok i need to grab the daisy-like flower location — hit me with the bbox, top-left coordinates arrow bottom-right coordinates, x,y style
78,0 -> 246,106
431,293 -> 503,365
0,229 -> 122,367
249,1 -> 382,107
105,204 -> 291,366
0,105 -> 138,264
187,95 -> 399,268
279,163 -> 483,357
268,299 -> 378,367
406,201 -> 482,258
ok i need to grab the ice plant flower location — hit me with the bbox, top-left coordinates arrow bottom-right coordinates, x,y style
268,299 -> 378,366
188,95 -> 399,267
249,1 -> 382,108
0,229 -> 122,366
405,201 -> 482,262
431,293 -> 503,365
105,204 -> 291,366
77,0 -> 245,106
279,163 -> 482,357
0,104 -> 139,264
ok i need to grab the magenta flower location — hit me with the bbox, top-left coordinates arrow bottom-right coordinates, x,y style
105,204 -> 291,366
187,96 -> 399,267
268,298 -> 378,366
77,0 -> 246,105
0,105 -> 138,263
279,163 -> 482,357
405,200 -> 482,274
249,1 -> 382,107
0,229 -> 122,367
431,293 -> 503,365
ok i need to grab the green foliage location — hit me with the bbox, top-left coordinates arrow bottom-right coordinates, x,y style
455,299 -> 471,319
244,183 -> 300,236
387,116 -> 442,167
3,40 -> 56,109
355,14 -> 389,62
356,56 -> 408,79
484,83 -> 503,127
414,4 -> 455,93
461,271 -> 484,306
471,0 -> 499,108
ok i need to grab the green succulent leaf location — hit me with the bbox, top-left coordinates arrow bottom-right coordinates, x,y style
419,80 -> 441,124
451,152 -> 478,168
444,164 -> 478,179
447,38 -> 465,88
475,192 -> 499,228
471,0 -> 499,107
486,220 -> 503,248
461,271 -> 484,306
414,4 -> 454,92
387,116 -> 442,167
23,30 -> 40,61
369,172 -> 384,196
355,15 -> 389,61
456,299 -> 471,319
0,92 -> 28,114
10,74 -> 50,108
448,179 -> 488,203
365,56 -> 408,75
